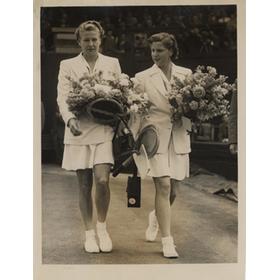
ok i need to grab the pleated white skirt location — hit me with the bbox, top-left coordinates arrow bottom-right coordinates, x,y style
147,137 -> 190,181
62,141 -> 114,171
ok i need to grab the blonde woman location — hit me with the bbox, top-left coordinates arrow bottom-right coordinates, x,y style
57,20 -> 121,253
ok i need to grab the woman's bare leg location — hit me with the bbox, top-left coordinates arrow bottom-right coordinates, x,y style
153,176 -> 171,238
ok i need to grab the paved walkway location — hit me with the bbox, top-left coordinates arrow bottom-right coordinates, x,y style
41,164 -> 238,264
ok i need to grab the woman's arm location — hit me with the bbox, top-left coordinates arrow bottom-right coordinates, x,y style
128,74 -> 146,139
57,61 -> 76,126
115,59 -> 122,76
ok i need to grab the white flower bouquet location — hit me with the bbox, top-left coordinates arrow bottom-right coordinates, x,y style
169,65 -> 234,123
66,71 -> 150,124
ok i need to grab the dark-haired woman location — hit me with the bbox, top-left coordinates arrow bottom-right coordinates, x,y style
134,33 -> 192,258
57,20 -> 121,254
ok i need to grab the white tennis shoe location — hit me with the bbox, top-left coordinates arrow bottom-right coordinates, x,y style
145,210 -> 159,241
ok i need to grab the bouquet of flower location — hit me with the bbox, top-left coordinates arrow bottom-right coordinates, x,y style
66,71 -> 150,122
169,65 -> 234,123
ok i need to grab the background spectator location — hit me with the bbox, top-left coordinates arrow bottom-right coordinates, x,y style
103,29 -> 117,55
41,5 -> 237,55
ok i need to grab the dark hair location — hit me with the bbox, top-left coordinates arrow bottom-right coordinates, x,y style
75,20 -> 105,41
148,32 -> 179,60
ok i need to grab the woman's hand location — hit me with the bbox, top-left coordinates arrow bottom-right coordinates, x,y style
172,111 -> 182,122
171,106 -> 183,126
68,118 -> 82,136
229,143 -> 238,155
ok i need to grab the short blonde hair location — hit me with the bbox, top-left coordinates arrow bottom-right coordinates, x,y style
75,20 -> 105,41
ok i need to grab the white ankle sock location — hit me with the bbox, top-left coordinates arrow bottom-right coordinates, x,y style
162,236 -> 174,243
85,229 -> 95,239
97,221 -> 107,231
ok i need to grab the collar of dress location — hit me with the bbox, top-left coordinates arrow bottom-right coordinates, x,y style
78,52 -> 102,74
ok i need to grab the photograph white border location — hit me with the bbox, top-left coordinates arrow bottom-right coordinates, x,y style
34,0 -> 245,279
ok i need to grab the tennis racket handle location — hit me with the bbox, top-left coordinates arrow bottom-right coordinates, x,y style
112,156 -> 133,177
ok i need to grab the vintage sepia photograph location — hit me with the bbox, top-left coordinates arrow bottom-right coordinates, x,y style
35,0 -> 245,279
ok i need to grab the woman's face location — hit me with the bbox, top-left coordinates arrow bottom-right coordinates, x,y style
78,29 -> 101,58
150,41 -> 173,68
